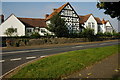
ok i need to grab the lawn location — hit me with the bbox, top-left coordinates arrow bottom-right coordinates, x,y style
11,45 -> 119,78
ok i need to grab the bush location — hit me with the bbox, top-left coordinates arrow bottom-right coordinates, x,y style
113,33 -> 120,39
69,32 -> 80,38
48,14 -> 69,37
104,32 -> 113,37
82,28 -> 95,41
30,32 -> 41,38
96,32 -> 104,37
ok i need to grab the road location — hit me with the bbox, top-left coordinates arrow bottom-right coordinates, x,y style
0,40 -> 119,77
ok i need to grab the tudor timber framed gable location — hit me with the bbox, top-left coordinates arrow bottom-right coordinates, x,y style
46,2 -> 80,33
59,3 -> 80,33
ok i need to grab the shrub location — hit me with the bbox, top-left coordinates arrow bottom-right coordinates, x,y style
30,32 -> 41,38
104,32 -> 113,37
4,28 -> 17,37
48,14 -> 69,37
96,32 -> 104,37
82,28 -> 95,41
113,33 -> 120,39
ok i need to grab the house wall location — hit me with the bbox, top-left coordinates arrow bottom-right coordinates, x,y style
105,21 -> 113,33
60,4 -> 80,33
39,28 -> 54,36
26,27 -> 34,36
0,14 -> 25,37
46,20 -> 51,26
84,15 -> 98,34
98,24 -> 104,33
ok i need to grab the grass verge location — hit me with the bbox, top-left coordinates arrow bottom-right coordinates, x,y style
11,45 -> 119,78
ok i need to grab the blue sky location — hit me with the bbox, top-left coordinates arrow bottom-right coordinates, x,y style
2,2 -> 119,32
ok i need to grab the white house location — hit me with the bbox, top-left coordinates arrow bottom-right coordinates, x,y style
79,14 -> 113,34
45,2 -> 113,34
0,2 -> 114,37
0,14 -> 25,36
0,14 -> 52,37
101,19 -> 113,33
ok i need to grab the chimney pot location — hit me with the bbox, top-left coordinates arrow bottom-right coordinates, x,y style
53,8 -> 57,11
45,14 -> 49,18
0,14 -> 4,23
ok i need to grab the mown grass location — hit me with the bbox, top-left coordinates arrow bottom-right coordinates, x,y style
12,45 -> 119,78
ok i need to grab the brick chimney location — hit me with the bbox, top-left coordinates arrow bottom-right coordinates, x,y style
102,18 -> 106,24
53,8 -> 57,11
0,14 -> 4,23
45,14 -> 49,18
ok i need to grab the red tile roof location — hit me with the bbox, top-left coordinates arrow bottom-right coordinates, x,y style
46,2 -> 69,20
94,17 -> 102,24
102,18 -> 108,24
79,14 -> 102,24
17,17 -> 47,28
79,14 -> 92,24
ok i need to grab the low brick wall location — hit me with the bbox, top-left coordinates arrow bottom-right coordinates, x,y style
28,38 -> 87,46
2,37 -> 88,47
3,37 -> 117,47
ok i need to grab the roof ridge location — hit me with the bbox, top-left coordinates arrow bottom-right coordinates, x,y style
17,17 -> 45,20
46,2 -> 69,20
79,15 -> 85,17
84,13 -> 92,16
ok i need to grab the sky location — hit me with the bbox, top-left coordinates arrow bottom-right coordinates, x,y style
1,2 -> 119,32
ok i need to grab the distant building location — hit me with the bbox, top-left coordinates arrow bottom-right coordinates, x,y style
0,2 -> 114,37
79,14 -> 113,34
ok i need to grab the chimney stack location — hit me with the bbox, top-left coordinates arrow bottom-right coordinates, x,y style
53,8 -> 57,12
0,14 -> 4,23
102,18 -> 106,24
45,14 -> 49,18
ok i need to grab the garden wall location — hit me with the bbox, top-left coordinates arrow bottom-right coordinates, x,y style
28,38 -> 87,46
2,37 -> 88,47
2,37 -> 118,47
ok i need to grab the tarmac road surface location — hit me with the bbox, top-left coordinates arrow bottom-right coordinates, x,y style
0,40 -> 119,77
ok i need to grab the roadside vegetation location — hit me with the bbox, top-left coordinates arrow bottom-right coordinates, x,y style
3,14 -> 120,47
11,45 -> 119,78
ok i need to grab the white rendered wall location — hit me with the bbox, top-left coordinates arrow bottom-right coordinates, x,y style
102,24 -> 106,33
39,28 -> 54,36
84,15 -> 98,34
99,24 -> 104,33
105,21 -> 113,33
106,21 -> 111,27
46,20 -> 51,26
0,14 -> 25,37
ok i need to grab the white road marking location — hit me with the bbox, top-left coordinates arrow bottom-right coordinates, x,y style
72,46 -> 83,48
40,55 -> 47,58
0,60 -> 5,63
26,56 -> 36,59
2,49 -> 53,54
10,58 -> 21,61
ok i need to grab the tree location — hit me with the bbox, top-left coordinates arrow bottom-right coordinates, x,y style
4,28 -> 17,36
104,32 -> 112,37
82,28 -> 95,41
97,2 -> 120,20
47,14 -> 69,37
